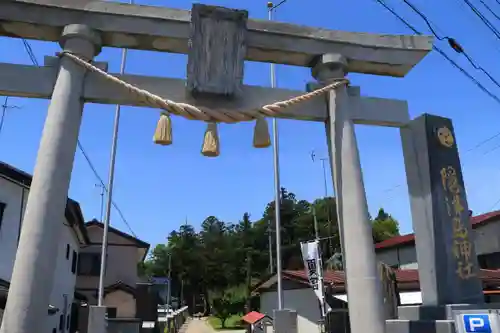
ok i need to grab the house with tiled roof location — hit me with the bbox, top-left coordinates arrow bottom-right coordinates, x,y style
75,219 -> 150,333
251,210 -> 500,333
375,210 -> 500,271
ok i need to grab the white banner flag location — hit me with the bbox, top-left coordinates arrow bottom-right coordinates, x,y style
300,240 -> 330,314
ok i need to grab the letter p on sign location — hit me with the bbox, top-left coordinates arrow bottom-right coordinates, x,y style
463,315 -> 492,333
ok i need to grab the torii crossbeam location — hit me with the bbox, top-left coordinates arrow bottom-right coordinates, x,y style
0,2 -> 433,333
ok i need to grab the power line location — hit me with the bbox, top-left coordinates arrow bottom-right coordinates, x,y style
269,0 -> 288,11
0,97 -> 21,138
375,0 -> 500,104
479,0 -> 500,22
77,141 -> 137,237
401,0 -> 500,90
18,38 -> 137,237
461,0 -> 500,40
373,0 -> 500,199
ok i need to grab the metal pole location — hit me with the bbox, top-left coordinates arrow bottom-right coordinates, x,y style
97,14 -> 130,305
320,157 -> 333,253
95,183 -> 105,221
312,206 -> 320,240
268,219 -> 274,274
268,2 -> 284,310
99,185 -> 104,222
320,158 -> 328,198
167,253 -> 172,309
0,97 -> 9,138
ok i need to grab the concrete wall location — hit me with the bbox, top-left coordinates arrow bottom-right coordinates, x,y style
104,290 -> 136,318
260,287 -> 321,333
474,221 -> 500,255
376,244 -> 418,269
0,176 -> 80,332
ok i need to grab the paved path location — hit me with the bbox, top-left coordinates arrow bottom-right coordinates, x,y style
184,318 -> 215,333
184,318 -> 246,333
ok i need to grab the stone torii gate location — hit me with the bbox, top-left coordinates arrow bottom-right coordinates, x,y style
0,1 -> 432,333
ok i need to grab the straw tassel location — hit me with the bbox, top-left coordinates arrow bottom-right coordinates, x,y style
253,116 -> 271,148
153,113 -> 173,146
201,122 -> 220,157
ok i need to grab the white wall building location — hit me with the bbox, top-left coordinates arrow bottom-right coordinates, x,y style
0,161 -> 89,333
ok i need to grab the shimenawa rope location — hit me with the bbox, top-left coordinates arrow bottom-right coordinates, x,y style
59,51 -> 348,156
59,51 -> 349,123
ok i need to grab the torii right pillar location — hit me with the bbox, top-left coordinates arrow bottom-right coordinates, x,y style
313,54 -> 386,333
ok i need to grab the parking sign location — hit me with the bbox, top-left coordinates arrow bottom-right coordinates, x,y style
463,315 -> 492,333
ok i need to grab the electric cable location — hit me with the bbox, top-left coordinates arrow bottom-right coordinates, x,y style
461,0 -> 500,41
479,0 -> 500,22
0,97 -> 10,137
401,0 -> 500,90
19,38 -> 137,237
374,0 -> 500,198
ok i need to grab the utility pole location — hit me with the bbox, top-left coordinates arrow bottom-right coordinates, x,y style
268,219 -> 274,274
167,252 -> 172,310
97,0 -> 133,306
268,0 -> 285,310
311,150 -> 333,255
312,206 -> 320,240
0,96 -> 21,139
95,183 -> 105,221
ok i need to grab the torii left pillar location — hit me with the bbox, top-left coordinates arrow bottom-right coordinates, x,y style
0,24 -> 101,333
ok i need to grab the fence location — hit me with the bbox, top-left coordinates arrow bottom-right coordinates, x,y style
158,306 -> 190,333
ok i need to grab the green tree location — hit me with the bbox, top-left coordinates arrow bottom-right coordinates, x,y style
210,286 -> 246,328
139,189 -> 402,311
372,208 -> 400,242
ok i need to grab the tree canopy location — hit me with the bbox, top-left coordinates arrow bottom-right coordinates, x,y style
139,188 -> 400,313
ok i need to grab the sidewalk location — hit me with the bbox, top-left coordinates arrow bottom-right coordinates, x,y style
184,318 -> 215,333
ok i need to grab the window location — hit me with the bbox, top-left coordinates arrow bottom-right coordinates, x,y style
59,314 -> 64,331
66,315 -> 70,330
106,307 -> 117,319
77,253 -> 101,276
65,245 -> 70,260
0,202 -> 6,231
71,251 -> 77,274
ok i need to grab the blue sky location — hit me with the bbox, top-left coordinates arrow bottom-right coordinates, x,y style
2,0 -> 500,248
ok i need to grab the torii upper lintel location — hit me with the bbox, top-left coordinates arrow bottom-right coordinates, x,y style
0,0 -> 433,76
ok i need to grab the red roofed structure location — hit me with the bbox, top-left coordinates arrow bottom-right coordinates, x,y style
252,268 -> 500,294
375,210 -> 500,250
242,311 -> 266,324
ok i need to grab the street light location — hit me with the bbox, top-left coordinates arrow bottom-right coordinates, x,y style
267,0 -> 288,311
311,150 -> 333,254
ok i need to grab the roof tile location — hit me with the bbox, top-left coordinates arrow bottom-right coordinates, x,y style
375,211 -> 500,250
